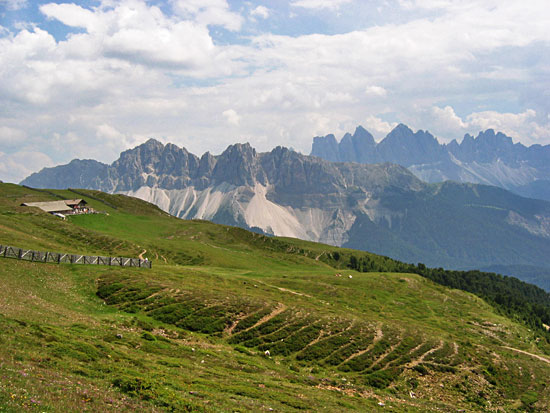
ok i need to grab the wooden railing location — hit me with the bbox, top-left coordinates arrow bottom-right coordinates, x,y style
0,244 -> 151,268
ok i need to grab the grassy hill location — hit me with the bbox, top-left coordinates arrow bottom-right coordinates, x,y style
1,183 -> 550,412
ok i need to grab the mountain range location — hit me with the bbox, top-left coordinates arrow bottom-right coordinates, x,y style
311,124 -> 550,201
21,138 -> 550,287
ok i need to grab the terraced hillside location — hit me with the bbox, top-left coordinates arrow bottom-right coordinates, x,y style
1,183 -> 550,412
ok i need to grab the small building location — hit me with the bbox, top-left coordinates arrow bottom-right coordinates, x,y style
21,199 -> 92,216
64,199 -> 88,213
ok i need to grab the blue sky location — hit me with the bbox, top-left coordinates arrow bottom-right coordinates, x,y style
1,0 -> 549,182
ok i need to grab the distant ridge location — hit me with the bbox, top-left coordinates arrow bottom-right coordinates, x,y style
311,124 -> 550,201
20,138 -> 550,289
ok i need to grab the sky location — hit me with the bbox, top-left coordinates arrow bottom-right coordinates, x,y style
0,0 -> 549,183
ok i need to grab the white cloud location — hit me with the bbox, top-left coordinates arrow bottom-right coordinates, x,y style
398,0 -> 454,10
40,3 -> 99,32
425,106 -> 550,145
0,0 -> 27,11
96,123 -> 126,143
0,126 -> 27,146
39,1 -> 221,71
171,0 -> 243,31
0,150 -> 54,183
365,86 -> 388,98
430,105 -> 467,132
222,109 -> 240,126
2,0 -> 550,182
291,0 -> 353,10
250,6 -> 270,19
362,115 -> 397,141
465,109 -> 550,144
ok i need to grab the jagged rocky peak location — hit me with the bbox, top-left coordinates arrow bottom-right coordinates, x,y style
212,142 -> 267,187
449,129 -> 522,164
110,138 -> 202,190
311,133 -> 340,162
310,123 -> 448,167
339,126 -> 376,164
385,123 -> 412,138
311,126 -> 377,164
477,129 -> 513,145
113,138 -> 164,173
471,129 -> 515,155
377,124 -> 444,166
352,125 -> 376,145
164,143 -> 200,175
262,146 -> 347,195
382,124 -> 438,147
198,152 -> 216,175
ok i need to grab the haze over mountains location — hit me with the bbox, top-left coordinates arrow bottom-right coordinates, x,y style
311,124 -> 550,201
21,137 -> 550,288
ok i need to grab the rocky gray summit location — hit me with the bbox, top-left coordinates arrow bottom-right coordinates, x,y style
311,124 -> 550,201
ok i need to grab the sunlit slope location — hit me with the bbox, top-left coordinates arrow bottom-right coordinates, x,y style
1,183 -> 549,412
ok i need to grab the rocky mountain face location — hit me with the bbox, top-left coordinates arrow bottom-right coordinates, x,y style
21,139 -> 550,286
311,125 -> 550,201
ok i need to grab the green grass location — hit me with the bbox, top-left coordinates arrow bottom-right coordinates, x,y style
1,183 -> 550,412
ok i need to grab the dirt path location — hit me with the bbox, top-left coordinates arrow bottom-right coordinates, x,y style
138,249 -> 147,259
371,340 -> 401,369
406,340 -> 444,368
255,280 -> 313,298
302,328 -> 328,349
276,286 -> 312,298
502,346 -> 550,364
225,313 -> 249,336
340,325 -> 383,365
242,303 -> 287,333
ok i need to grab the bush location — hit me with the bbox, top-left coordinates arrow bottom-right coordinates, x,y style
413,364 -> 429,375
141,331 -> 156,341
363,368 -> 401,389
112,376 -> 157,401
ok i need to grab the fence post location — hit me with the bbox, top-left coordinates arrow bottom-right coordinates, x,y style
18,248 -> 23,259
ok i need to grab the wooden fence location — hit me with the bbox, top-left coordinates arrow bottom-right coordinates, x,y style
0,244 -> 151,269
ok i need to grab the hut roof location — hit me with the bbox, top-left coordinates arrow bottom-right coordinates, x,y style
64,199 -> 87,207
22,201 -> 73,213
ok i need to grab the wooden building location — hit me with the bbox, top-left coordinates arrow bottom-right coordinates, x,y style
21,199 -> 91,216
64,199 -> 89,213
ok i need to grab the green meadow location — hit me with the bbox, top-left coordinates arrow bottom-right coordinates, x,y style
1,183 -> 549,412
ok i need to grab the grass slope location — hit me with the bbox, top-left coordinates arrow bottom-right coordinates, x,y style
1,183 -> 550,412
